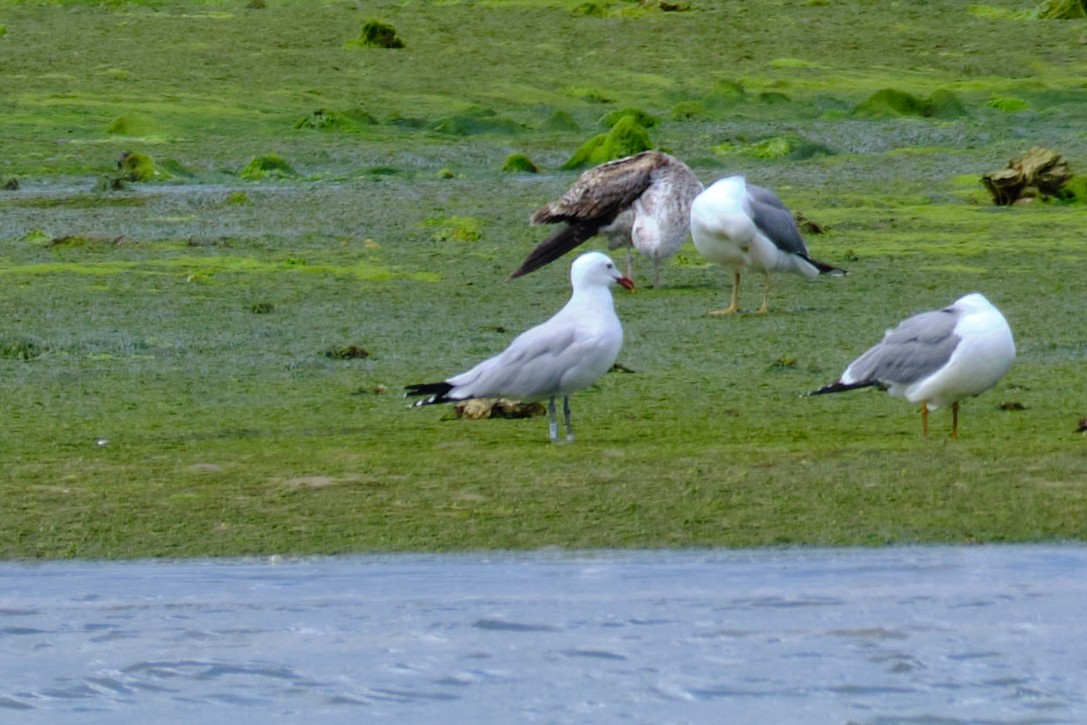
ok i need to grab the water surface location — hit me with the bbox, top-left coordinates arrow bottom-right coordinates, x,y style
3,545 -> 1086,723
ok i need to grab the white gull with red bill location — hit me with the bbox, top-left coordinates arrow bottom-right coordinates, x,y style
407,252 -> 634,443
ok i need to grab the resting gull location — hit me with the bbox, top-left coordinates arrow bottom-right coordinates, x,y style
407,252 -> 634,443
689,175 -> 844,315
807,292 -> 1016,437
508,151 -> 703,287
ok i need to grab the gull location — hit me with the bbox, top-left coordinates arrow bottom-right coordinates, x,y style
689,175 -> 844,315
407,252 -> 634,443
508,150 -> 703,287
807,292 -> 1016,437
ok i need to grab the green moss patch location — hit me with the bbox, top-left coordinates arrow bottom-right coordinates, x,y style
502,153 -> 541,173
562,116 -> 653,169
852,88 -> 968,119
240,154 -> 295,180
345,19 -> 404,49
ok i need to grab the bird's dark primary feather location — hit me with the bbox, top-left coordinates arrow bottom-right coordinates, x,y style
805,379 -> 882,397
404,381 -> 455,406
510,151 -> 666,279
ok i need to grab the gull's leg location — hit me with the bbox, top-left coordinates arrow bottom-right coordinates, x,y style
921,403 -> 929,438
563,395 -> 574,442
756,273 -> 772,314
547,396 -> 559,443
652,258 -> 661,289
951,401 -> 960,439
709,272 -> 741,316
625,246 -> 635,282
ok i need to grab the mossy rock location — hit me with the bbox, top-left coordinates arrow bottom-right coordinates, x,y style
105,113 -> 159,137
745,135 -> 834,161
502,153 -> 541,173
346,19 -> 405,49
562,116 -> 653,169
852,88 -> 929,118
541,109 -> 579,132
540,109 -> 580,132
117,151 -> 158,182
926,89 -> 968,119
432,109 -> 525,136
599,107 -> 658,129
2,177 -> 19,191
240,154 -> 295,180
1035,0 -> 1087,19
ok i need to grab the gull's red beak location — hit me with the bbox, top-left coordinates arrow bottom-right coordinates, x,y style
617,276 -> 635,291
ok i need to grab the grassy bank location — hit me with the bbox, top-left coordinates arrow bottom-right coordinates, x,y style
1,0 -> 1085,558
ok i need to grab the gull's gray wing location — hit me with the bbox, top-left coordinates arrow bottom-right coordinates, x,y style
845,308 -> 962,386
446,323 -> 583,400
747,183 -> 809,256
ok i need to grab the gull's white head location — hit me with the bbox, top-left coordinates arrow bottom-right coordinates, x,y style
570,252 -> 635,291
950,292 -> 998,314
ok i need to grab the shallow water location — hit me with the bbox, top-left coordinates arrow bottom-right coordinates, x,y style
3,545 -> 1086,724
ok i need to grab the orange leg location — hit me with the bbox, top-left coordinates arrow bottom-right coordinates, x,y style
709,272 -> 742,316
756,273 -> 772,314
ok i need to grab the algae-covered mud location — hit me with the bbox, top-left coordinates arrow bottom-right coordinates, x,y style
0,0 -> 1085,558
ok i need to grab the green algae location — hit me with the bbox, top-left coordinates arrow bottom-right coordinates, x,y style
502,153 -> 541,173
345,19 -> 405,49
562,115 -> 653,169
240,154 -> 295,180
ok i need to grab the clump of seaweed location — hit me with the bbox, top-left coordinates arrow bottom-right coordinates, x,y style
562,116 -> 653,169
432,107 -> 525,136
1035,0 -> 1086,19
116,151 -> 158,182
241,154 -> 295,180
325,345 -> 370,360
2,177 -> 18,190
852,88 -> 968,119
345,19 -> 405,49
540,109 -> 579,132
744,135 -> 834,161
502,153 -> 541,173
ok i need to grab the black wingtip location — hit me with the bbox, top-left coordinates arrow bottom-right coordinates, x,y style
405,381 -> 455,406
804,254 -> 848,276
804,380 -> 878,397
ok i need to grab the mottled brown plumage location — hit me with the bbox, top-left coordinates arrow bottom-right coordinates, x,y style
509,151 -> 702,285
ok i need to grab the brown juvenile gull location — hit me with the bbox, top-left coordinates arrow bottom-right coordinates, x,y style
509,150 -> 703,287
